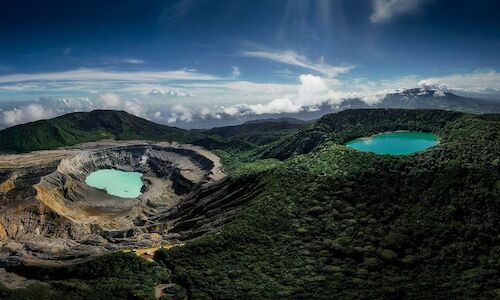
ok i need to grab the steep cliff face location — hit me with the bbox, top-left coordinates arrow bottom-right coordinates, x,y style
0,141 -> 247,266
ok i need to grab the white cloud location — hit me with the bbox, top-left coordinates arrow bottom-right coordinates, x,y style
101,70 -> 500,122
0,58 -> 499,127
433,89 -> 446,97
94,93 -> 145,116
232,66 -> 241,77
199,106 -> 213,119
334,71 -> 500,99
247,98 -> 301,114
55,97 -> 94,110
125,58 -> 145,64
0,68 -> 220,84
222,105 -> 242,116
241,49 -> 353,77
153,111 -> 162,118
216,71 -> 469,117
123,100 -> 145,117
417,71 -> 500,94
296,74 -> 329,106
164,0 -> 198,24
418,79 -> 448,91
221,74 -> 332,115
95,92 -> 123,108
370,0 -> 425,23
0,83 -> 41,91
148,88 -> 194,97
418,79 -> 448,98
167,104 -> 193,123
0,103 -> 55,127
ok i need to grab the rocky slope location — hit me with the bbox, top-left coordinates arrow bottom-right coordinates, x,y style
0,140 -> 248,267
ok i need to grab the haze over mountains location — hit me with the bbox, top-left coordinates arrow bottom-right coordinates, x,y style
337,88 -> 500,113
1,87 -> 497,131
143,88 -> 500,128
1,1 -> 500,130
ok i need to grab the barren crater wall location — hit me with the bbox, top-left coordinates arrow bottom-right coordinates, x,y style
0,142 -> 252,267
59,145 -> 214,182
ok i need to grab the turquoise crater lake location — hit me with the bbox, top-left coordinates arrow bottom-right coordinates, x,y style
345,132 -> 438,155
85,169 -> 144,198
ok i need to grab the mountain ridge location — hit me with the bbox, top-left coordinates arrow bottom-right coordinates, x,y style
0,110 -> 196,152
0,108 -> 499,299
337,88 -> 500,113
1,102 -> 498,153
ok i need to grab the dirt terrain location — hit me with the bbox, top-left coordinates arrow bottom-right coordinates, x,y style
0,140 -> 241,267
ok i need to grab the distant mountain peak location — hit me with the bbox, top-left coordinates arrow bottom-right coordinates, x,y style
390,88 -> 450,98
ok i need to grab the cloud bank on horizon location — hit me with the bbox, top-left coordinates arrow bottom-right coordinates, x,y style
0,0 -> 499,127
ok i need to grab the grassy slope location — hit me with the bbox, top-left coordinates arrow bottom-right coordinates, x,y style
1,109 -> 500,299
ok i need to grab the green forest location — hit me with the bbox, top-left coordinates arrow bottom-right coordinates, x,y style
1,109 -> 499,299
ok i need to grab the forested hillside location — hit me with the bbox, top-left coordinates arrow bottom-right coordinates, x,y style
1,109 -> 499,299
0,110 -> 195,152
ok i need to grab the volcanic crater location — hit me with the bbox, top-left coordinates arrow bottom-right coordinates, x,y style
0,141 -> 259,267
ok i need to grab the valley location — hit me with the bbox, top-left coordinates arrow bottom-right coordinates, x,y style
0,109 -> 498,299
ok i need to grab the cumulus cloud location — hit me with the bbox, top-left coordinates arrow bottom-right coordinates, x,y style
221,105 -> 242,116
123,100 -> 145,117
241,49 -> 353,77
216,73 -> 416,118
220,74 -> 334,116
148,88 -> 194,97
0,103 -> 55,127
232,66 -> 241,77
433,89 -> 446,97
418,79 -> 448,97
95,92 -> 123,108
94,93 -> 145,116
199,106 -> 215,119
247,98 -> 301,114
416,71 -> 500,94
418,79 -> 448,91
370,0 -> 425,23
296,74 -> 329,106
54,97 -> 94,110
163,105 -> 224,124
167,104 -> 193,123
1,62 -> 499,127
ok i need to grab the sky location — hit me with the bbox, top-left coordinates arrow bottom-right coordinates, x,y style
0,0 -> 499,128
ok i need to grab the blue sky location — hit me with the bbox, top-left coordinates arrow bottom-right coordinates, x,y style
0,0 -> 499,127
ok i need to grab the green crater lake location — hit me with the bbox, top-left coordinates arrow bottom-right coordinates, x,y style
345,132 -> 438,155
85,169 -> 144,198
